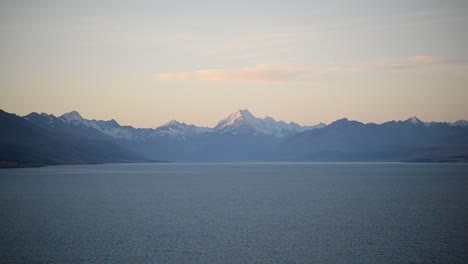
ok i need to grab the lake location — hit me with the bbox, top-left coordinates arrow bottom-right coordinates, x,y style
0,162 -> 467,263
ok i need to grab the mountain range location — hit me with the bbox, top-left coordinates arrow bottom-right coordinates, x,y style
1,108 -> 467,167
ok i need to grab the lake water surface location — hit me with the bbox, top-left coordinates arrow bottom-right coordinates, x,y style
0,162 -> 467,263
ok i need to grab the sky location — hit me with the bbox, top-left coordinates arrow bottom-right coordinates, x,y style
1,0 -> 467,128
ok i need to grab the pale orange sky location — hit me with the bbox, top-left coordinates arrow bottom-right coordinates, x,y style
1,0 -> 467,128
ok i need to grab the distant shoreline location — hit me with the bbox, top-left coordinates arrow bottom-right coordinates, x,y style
2,159 -> 468,169
0,160 -> 169,169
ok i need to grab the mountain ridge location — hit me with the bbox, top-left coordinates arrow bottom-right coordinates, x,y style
38,109 -> 327,140
1,108 -> 467,167
45,109 -> 464,140
43,109 -> 468,130
1,109 -> 148,168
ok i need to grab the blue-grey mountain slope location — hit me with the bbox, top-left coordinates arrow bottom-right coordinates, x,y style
0,110 -> 146,168
271,117 -> 468,162
116,109 -> 323,161
1,108 -> 467,167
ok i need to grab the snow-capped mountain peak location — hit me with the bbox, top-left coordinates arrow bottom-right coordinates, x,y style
215,109 -> 255,130
58,111 -> 138,140
51,109 -> 324,140
161,119 -> 184,128
60,111 -> 84,123
404,116 -> 423,125
215,109 -> 322,137
157,119 -> 212,137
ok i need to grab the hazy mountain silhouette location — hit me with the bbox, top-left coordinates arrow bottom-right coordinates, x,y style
1,108 -> 467,167
0,110 -> 146,168
271,118 -> 468,162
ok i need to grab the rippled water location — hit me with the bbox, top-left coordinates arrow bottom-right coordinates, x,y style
0,162 -> 467,263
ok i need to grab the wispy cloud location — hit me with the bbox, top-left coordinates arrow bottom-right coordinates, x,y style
155,63 -> 370,83
373,64 -> 416,70
155,56 -> 456,83
157,64 -> 293,83
409,55 -> 449,64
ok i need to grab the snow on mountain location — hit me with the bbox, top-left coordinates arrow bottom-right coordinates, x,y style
23,112 -> 64,128
58,111 -> 212,140
156,120 -> 212,137
214,109 -> 323,137
29,109 -> 465,143
24,112 -> 56,124
60,111 -> 84,124
215,109 -> 255,130
87,120 -> 137,140
404,116 -> 424,125
408,119 -> 468,127
56,109 -> 323,139
59,111 -> 138,140
450,120 -> 468,127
